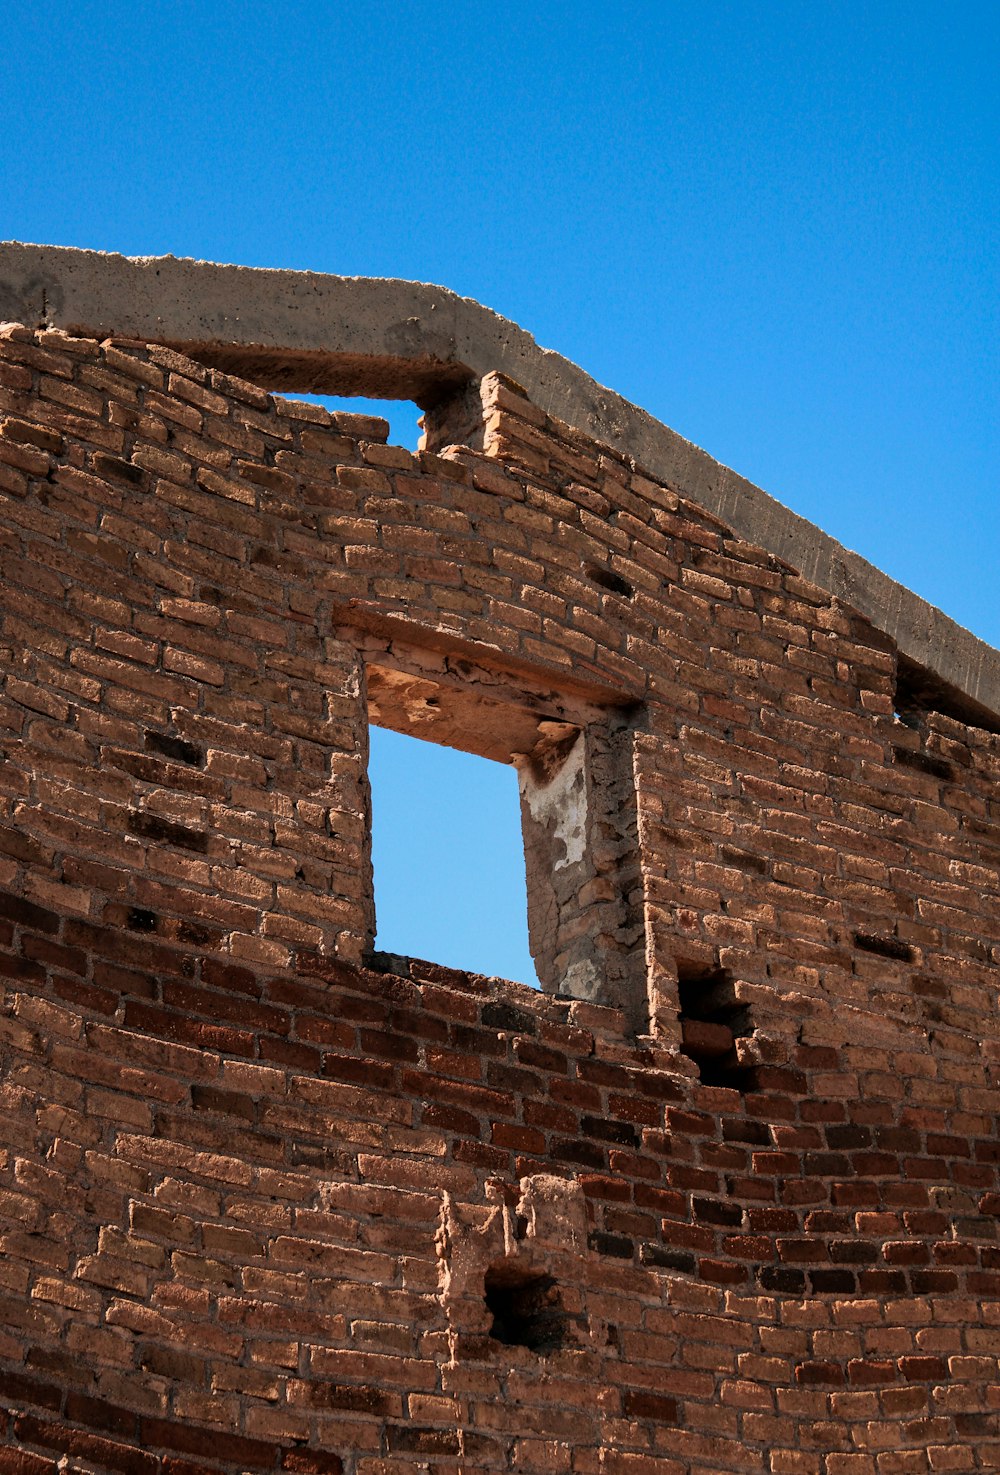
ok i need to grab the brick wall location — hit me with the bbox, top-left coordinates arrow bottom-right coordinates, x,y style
2,324 -> 1000,1472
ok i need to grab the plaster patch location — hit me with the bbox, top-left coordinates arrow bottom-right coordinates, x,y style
518,734 -> 586,871
560,958 -> 600,999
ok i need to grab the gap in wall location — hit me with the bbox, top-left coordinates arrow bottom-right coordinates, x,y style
894,652 -> 1000,734
484,1266 -> 569,1354
677,966 -> 756,1090
277,392 -> 423,451
368,724 -> 540,988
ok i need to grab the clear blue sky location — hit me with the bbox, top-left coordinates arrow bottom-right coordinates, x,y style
4,2 -> 997,985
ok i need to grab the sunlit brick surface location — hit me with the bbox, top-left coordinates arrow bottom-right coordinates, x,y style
2,325 -> 1000,1471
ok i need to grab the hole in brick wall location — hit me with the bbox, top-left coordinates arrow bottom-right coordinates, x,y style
368,724 -> 540,987
584,564 -> 634,599
484,1266 -> 569,1354
126,908 -> 156,933
895,654 -> 1000,735
677,966 -> 756,1090
144,730 -> 202,767
892,706 -> 921,729
853,931 -> 915,963
891,745 -> 954,781
275,393 -> 423,451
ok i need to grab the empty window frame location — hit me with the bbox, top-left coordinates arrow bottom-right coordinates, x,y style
367,723 -> 538,985
359,637 -> 646,1022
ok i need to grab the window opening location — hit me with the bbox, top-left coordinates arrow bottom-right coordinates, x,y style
368,724 -> 539,987
358,642 -> 647,1024
274,392 -> 423,451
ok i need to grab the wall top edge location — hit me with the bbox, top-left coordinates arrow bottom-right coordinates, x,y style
1,239 -> 996,724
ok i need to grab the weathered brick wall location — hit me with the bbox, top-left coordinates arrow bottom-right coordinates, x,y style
2,324 -> 1000,1472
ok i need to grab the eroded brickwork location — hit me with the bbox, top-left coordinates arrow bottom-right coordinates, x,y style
2,324 -> 1000,1472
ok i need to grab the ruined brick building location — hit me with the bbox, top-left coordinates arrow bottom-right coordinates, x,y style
1,242 -> 1000,1474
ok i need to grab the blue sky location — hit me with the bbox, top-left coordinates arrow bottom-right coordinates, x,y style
4,2 -> 997,985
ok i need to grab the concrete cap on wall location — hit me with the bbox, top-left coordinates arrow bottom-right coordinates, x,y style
1,239 -> 997,726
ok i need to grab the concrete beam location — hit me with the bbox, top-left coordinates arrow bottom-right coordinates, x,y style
2,239 -> 997,725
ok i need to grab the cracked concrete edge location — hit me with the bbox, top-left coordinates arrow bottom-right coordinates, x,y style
2,239 -> 997,724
